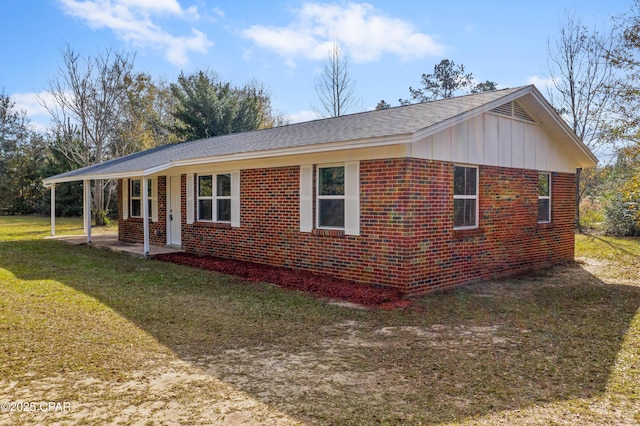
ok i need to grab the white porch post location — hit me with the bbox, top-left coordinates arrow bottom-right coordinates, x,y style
84,179 -> 92,244
83,181 -> 87,234
142,177 -> 150,256
50,183 -> 56,236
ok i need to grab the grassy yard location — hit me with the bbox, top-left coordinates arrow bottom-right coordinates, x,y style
0,216 -> 639,425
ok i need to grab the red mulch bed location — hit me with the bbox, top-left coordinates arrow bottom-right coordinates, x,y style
154,252 -> 410,309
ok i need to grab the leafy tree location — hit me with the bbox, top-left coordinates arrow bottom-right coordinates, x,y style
375,100 -> 391,110
0,91 -> 47,214
601,146 -> 640,236
169,71 -> 283,142
401,59 -> 475,104
313,40 -> 360,117
41,132 -> 85,217
471,80 -> 498,93
115,72 -> 175,156
592,1 -> 640,235
606,1 -> 640,147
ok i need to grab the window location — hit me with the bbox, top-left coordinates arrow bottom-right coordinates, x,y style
453,165 -> 478,229
317,166 -> 345,229
538,172 -> 551,223
130,178 -> 152,218
198,173 -> 231,222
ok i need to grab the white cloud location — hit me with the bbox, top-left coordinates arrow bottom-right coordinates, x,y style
527,75 -> 556,93
10,91 -> 57,133
11,91 -> 51,118
56,0 -> 212,66
242,2 -> 446,66
287,109 -> 318,124
115,0 -> 190,16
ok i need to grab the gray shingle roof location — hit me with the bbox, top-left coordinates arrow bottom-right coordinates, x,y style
45,86 -> 527,183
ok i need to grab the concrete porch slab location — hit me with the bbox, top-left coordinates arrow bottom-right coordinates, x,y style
47,233 -> 183,258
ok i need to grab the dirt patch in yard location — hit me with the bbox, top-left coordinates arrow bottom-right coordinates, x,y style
1,357 -> 299,425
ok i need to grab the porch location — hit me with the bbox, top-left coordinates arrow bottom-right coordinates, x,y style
48,232 -> 183,258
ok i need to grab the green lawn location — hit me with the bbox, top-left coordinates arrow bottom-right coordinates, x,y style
0,216 -> 639,425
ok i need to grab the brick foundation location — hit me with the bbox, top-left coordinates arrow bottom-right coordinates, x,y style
118,158 -> 576,294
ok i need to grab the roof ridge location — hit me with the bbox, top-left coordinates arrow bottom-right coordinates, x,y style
192,85 -> 529,142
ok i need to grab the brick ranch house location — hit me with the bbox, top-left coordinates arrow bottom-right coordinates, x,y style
44,85 -> 597,294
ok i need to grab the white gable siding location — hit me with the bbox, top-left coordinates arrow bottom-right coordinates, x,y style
452,121 -> 469,163
468,115 -> 484,164
512,121 -> 525,169
432,127 -> 452,161
498,117 -> 512,167
535,125 -> 549,170
524,125 -> 537,169
413,112 -> 579,173
483,114 -> 499,166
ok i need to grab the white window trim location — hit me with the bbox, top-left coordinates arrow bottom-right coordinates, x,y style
122,178 -> 129,220
130,178 -> 154,219
316,164 -> 346,230
538,172 -> 551,223
300,165 -> 313,232
186,174 -> 194,224
453,165 -> 479,230
197,172 -> 236,224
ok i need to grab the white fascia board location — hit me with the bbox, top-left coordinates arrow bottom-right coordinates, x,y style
43,170 -> 147,185
143,133 -> 414,173
528,87 -> 599,166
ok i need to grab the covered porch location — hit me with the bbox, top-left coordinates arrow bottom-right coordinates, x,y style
47,175 -> 167,258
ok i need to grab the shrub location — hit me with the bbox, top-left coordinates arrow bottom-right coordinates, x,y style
601,193 -> 640,236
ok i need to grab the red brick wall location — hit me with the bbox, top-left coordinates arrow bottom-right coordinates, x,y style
403,161 -> 575,294
118,177 -> 167,246
118,159 -> 576,293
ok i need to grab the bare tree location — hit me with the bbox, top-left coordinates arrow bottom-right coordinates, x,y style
41,46 -> 135,226
313,41 -> 360,117
546,13 -> 617,230
547,14 -> 616,152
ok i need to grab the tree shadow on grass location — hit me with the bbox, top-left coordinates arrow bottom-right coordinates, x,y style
2,239 -> 640,424
581,233 -> 640,257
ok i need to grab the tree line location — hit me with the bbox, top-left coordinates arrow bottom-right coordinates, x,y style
3,1 -> 640,235
0,46 -> 285,224
544,3 -> 640,236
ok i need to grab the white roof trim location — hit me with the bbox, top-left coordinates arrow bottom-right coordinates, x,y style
43,133 -> 413,184
527,87 -> 598,165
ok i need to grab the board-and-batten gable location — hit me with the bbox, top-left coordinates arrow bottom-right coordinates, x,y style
412,111 -> 579,173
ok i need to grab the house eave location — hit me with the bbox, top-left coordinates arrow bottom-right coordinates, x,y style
43,133 -> 413,184
527,87 -> 599,167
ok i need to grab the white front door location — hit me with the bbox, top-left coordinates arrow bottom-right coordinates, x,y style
168,176 -> 182,246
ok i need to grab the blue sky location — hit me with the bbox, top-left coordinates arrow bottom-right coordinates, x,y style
0,0 -> 630,132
